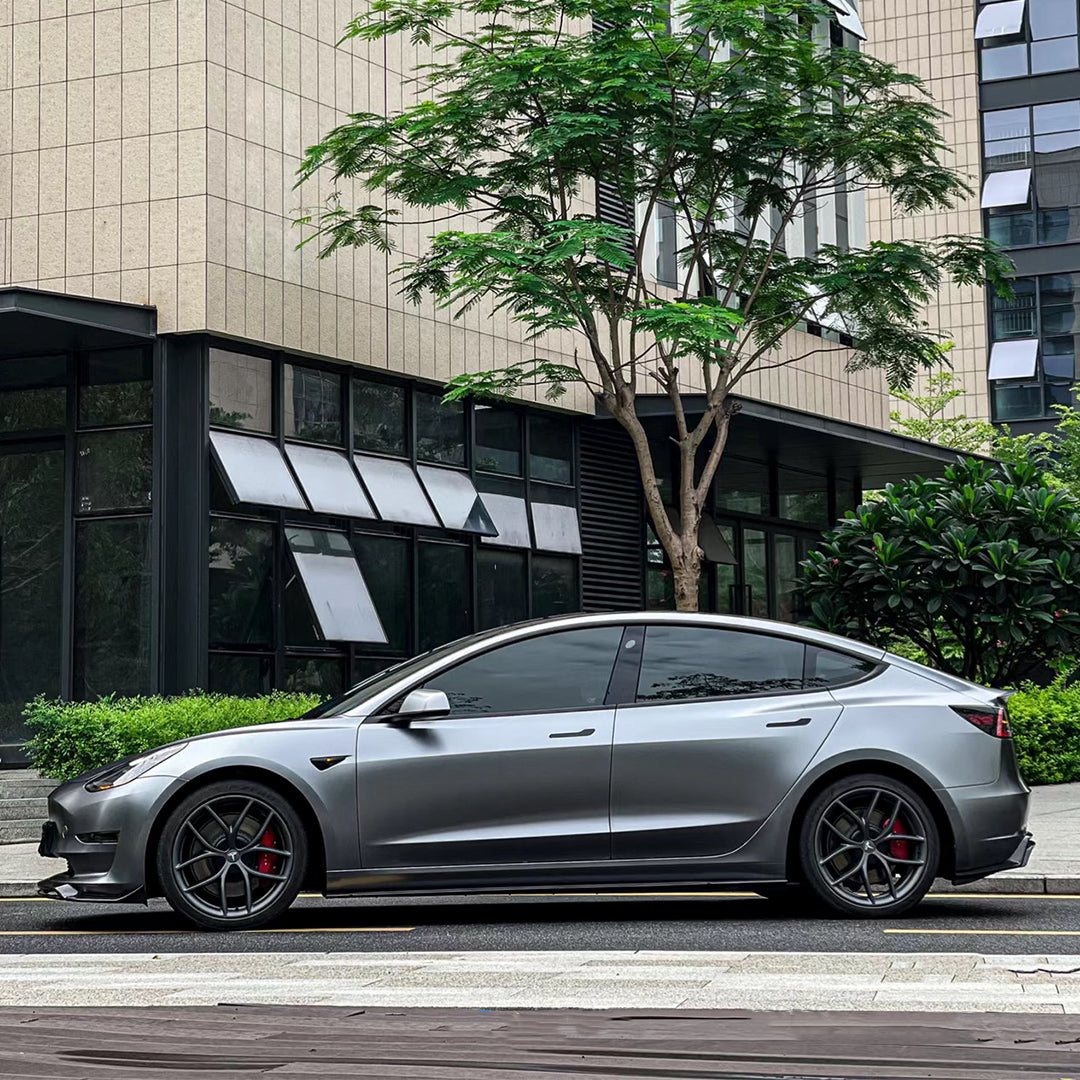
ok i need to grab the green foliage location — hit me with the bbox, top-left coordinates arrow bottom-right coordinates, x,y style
26,692 -> 322,782
298,0 -> 1013,607
890,373 -> 998,454
1009,678 -> 1080,785
801,456 -> 1080,686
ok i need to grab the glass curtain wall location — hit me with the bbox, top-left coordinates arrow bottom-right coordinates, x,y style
0,348 -> 154,760
644,449 -> 848,622
207,345 -> 582,695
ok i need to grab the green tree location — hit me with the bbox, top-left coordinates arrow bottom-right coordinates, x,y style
890,372 -> 997,453
801,456 -> 1080,685
298,0 -> 1011,610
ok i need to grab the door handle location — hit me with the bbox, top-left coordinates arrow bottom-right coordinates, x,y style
549,728 -> 596,739
766,716 -> 812,728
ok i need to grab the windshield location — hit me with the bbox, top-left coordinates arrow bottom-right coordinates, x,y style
299,626 -> 515,719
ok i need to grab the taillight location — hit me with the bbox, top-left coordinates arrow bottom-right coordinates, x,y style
952,705 -> 1012,738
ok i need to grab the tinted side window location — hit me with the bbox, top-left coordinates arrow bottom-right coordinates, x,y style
805,646 -> 877,688
425,626 -> 623,716
636,626 -> 805,702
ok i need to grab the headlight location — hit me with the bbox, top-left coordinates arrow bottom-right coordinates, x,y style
84,743 -> 188,792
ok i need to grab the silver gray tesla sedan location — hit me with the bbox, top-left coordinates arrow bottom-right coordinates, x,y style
37,613 -> 1033,929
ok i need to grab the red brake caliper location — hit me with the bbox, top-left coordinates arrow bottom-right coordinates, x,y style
257,827 -> 278,876
889,818 -> 910,861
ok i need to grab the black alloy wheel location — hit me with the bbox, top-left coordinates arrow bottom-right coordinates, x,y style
157,779 -> 307,930
799,773 -> 939,917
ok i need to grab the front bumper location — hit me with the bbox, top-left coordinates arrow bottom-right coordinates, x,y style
36,773 -> 179,903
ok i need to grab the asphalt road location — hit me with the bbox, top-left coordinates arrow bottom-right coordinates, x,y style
2,889 -> 1080,954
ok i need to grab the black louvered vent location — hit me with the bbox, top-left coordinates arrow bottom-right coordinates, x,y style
578,421 -> 645,612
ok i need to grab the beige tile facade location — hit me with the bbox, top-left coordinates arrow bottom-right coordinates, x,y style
863,0 -> 989,422
1,0 -> 891,429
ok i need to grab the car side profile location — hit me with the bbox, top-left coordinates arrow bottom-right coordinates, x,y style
38,612 -> 1033,929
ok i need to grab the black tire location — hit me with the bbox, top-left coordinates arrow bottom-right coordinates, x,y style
798,773 -> 939,918
157,778 -> 307,931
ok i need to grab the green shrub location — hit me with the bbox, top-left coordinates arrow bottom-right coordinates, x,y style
26,692 -> 322,782
1008,678 -> 1080,785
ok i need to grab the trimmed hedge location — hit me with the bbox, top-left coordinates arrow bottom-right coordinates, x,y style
1008,679 -> 1080,786
23,682 -> 1080,787
26,692 -> 322,782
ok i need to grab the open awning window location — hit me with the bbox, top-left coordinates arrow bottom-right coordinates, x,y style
666,508 -> 737,565
981,168 -> 1032,208
210,430 -> 308,509
822,0 -> 867,39
988,338 -> 1039,380
286,528 -> 387,643
417,465 -> 498,535
531,502 -> 583,555
479,493 -> 532,548
975,0 -> 1026,38
285,443 -> 375,519
353,454 -> 439,527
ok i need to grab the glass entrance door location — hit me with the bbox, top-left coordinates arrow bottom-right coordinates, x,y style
0,445 -> 65,764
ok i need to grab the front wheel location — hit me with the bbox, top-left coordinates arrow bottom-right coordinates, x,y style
157,779 -> 307,931
798,773 -> 939,918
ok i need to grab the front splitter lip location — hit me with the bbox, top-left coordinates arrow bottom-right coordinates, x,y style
37,872 -> 146,905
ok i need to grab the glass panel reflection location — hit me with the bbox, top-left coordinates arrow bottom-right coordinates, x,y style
0,355 -> 67,432
415,390 -> 466,466
0,448 -> 64,760
475,406 -> 522,475
75,517 -> 152,699
354,379 -> 406,456
418,542 -> 470,651
209,349 -> 272,432
209,518 -> 274,647
532,555 -> 579,617
284,365 -> 342,445
208,654 -> 273,696
477,548 -> 528,630
76,429 -> 153,513
78,349 -> 152,427
353,533 -> 411,652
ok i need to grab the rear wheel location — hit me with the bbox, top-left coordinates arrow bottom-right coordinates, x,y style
799,773 -> 939,917
157,779 -> 307,931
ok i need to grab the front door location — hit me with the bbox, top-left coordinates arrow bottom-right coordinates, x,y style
356,624 -> 624,868
611,623 -> 843,860
0,444 -> 65,765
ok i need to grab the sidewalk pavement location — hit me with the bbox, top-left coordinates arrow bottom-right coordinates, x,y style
4,950 -> 1080,1010
2,783 -> 1077,899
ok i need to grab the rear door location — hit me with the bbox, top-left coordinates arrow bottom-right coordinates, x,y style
611,625 -> 849,860
356,624 -> 624,868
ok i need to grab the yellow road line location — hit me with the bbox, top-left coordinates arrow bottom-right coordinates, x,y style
884,928 -> 1080,937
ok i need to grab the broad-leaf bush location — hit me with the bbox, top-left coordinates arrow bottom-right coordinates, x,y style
1008,679 -> 1080,785
27,692 -> 321,782
802,457 -> 1080,686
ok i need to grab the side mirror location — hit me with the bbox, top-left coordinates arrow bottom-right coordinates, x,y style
392,688 -> 451,723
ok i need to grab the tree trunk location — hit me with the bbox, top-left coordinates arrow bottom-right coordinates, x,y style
672,548 -> 702,612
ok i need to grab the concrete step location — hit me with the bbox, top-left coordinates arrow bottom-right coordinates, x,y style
0,774 -> 56,802
0,820 -> 43,845
0,798 -> 47,822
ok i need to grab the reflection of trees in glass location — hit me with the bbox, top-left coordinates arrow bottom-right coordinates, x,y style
209,519 -> 274,646
354,381 -> 406,454
209,406 -> 252,429
415,392 -> 465,466
74,518 -> 152,699
285,658 -> 343,695
532,555 -> 577,617
353,534 -> 410,651
0,388 -> 66,432
288,367 -> 341,444
76,429 -> 153,512
638,671 -> 804,701
0,450 -> 64,751
80,381 -> 152,427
